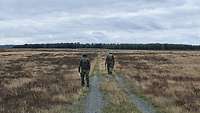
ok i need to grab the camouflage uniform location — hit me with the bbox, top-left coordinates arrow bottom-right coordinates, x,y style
105,53 -> 115,74
79,55 -> 91,87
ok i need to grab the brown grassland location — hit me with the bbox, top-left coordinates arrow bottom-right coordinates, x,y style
114,51 -> 200,113
0,49 -> 97,113
1,49 -> 200,113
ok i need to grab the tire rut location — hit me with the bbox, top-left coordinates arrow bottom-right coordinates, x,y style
115,75 -> 156,113
84,75 -> 104,113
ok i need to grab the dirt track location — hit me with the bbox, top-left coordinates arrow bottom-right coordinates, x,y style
83,53 -> 156,113
115,75 -> 156,113
84,75 -> 104,113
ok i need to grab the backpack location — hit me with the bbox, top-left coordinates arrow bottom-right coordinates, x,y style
80,58 -> 90,70
106,54 -> 114,64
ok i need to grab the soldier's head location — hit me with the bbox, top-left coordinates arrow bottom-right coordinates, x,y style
82,54 -> 87,58
108,52 -> 113,56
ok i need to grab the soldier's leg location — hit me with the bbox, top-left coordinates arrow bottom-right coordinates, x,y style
86,74 -> 89,87
110,67 -> 113,74
81,72 -> 85,86
110,65 -> 114,74
107,65 -> 110,74
108,65 -> 112,74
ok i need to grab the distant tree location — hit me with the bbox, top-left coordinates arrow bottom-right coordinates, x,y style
13,43 -> 200,50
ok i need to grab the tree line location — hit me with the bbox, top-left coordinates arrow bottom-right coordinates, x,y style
13,43 -> 200,50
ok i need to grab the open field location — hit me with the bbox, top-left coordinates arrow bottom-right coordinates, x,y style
0,49 -> 200,113
0,49 -> 97,113
114,51 -> 200,113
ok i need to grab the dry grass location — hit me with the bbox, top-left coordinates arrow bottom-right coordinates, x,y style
0,49 -> 97,113
114,51 -> 200,113
101,78 -> 128,104
97,52 -> 141,113
100,76 -> 141,113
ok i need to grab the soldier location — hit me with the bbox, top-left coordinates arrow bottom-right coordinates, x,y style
79,54 -> 91,87
105,53 -> 115,74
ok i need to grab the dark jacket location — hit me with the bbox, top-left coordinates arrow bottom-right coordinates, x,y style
105,54 -> 115,67
79,57 -> 91,72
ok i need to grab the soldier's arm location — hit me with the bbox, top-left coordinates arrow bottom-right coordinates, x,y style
105,57 -> 108,70
113,56 -> 115,65
105,56 -> 108,66
79,59 -> 82,73
88,59 -> 91,70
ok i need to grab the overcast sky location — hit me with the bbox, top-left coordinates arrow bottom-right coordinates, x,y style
0,0 -> 200,45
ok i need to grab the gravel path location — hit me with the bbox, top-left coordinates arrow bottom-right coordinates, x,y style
84,75 -> 104,113
115,75 -> 156,113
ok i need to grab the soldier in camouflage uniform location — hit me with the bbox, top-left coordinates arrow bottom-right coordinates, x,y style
79,54 -> 91,87
105,53 -> 115,74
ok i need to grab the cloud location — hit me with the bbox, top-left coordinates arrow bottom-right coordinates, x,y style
0,0 -> 200,44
